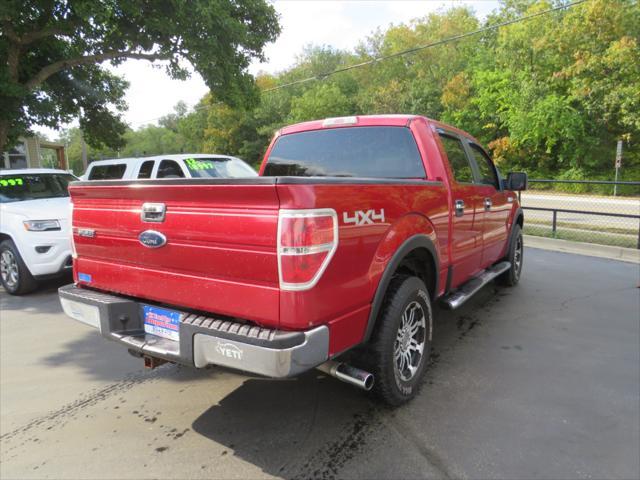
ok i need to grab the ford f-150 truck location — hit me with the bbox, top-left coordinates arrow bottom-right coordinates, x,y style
59,115 -> 527,405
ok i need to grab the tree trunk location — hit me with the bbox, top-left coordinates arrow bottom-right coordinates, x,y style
0,118 -> 9,155
81,135 -> 88,171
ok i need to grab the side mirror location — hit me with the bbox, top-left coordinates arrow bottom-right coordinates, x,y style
505,172 -> 527,191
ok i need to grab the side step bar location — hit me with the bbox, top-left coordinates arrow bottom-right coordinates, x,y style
440,261 -> 511,310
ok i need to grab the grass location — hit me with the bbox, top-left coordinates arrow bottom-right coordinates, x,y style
524,224 -> 638,249
525,218 -> 638,236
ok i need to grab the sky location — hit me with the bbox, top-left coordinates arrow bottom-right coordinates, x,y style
38,0 -> 500,138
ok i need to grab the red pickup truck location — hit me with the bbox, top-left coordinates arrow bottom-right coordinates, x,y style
59,115 -> 526,405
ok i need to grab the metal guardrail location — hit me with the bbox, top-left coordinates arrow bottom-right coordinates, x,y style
523,206 -> 640,249
528,179 -> 639,186
519,180 -> 640,250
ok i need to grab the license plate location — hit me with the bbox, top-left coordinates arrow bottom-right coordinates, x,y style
143,305 -> 181,341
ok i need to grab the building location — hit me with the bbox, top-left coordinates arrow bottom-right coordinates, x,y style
1,136 -> 67,170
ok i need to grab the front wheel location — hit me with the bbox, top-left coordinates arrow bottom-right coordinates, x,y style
497,224 -> 523,287
364,276 -> 433,406
0,239 -> 38,295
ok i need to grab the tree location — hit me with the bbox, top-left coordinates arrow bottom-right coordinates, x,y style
289,84 -> 354,123
51,0 -> 639,185
158,101 -> 189,132
0,0 -> 280,152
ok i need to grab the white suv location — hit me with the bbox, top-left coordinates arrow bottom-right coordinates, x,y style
0,169 -> 77,295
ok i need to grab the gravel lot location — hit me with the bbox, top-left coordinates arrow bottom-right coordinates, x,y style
1,248 -> 639,479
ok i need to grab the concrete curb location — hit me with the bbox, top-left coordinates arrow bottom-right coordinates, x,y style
524,235 -> 640,264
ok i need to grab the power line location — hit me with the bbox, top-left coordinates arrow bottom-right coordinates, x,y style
262,0 -> 589,93
131,0 -> 589,126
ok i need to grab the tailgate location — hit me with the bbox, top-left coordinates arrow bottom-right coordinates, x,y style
70,179 -> 280,326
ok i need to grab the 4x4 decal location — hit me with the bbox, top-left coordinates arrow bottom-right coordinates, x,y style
343,209 -> 385,226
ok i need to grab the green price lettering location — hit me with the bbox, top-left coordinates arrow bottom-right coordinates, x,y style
0,178 -> 23,187
185,158 -> 215,170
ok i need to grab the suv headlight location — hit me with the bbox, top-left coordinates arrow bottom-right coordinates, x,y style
23,220 -> 61,232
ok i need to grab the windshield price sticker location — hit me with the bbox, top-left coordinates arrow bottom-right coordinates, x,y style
0,178 -> 24,187
185,158 -> 218,170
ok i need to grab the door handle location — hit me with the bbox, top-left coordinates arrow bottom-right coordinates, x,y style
454,199 -> 465,217
484,198 -> 492,211
141,203 -> 166,222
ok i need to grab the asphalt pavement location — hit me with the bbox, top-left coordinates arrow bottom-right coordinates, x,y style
1,248 -> 639,479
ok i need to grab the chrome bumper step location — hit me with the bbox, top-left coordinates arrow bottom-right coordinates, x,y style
59,284 -> 329,378
440,261 -> 511,310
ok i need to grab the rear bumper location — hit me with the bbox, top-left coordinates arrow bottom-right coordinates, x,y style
58,284 -> 329,378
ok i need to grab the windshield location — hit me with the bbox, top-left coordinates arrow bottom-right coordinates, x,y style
183,157 -> 257,178
0,173 -> 76,203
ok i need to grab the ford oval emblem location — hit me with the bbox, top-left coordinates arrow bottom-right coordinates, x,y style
138,230 -> 167,248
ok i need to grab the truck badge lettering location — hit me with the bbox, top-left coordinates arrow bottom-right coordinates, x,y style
215,342 -> 243,360
77,228 -> 95,238
138,230 -> 167,248
343,209 -> 385,226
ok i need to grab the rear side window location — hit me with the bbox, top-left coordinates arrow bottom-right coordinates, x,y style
137,160 -> 155,179
88,163 -> 126,180
263,126 -> 426,178
157,160 -> 185,178
438,134 -> 473,184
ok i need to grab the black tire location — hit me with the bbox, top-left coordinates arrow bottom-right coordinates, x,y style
497,224 -> 523,287
362,275 -> 433,406
0,239 -> 38,295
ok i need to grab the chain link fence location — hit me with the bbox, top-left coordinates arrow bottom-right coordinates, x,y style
520,180 -> 640,249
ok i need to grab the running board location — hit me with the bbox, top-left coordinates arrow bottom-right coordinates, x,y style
440,261 -> 511,310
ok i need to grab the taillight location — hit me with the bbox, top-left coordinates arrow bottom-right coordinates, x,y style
69,201 -> 77,259
277,209 -> 338,291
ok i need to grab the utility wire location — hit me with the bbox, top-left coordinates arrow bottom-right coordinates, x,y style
262,0 -> 589,93
130,0 -> 589,126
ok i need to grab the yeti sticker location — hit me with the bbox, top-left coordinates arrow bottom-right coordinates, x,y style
215,342 -> 243,360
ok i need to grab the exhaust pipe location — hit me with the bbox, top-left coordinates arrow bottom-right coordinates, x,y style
317,361 -> 374,391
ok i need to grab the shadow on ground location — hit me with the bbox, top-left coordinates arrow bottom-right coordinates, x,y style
40,329 -> 145,381
39,329 -> 237,384
192,372 -> 374,479
0,274 -> 72,315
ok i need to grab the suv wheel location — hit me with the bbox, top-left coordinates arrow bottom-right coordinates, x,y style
365,275 -> 433,406
497,224 -> 523,287
0,240 -> 38,295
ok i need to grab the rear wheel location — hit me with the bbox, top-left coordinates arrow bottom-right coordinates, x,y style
497,224 -> 523,287
0,240 -> 38,295
363,275 -> 433,406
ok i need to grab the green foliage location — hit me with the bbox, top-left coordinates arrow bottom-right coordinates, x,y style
289,84 -> 354,123
0,0 -> 280,152
60,0 -> 640,185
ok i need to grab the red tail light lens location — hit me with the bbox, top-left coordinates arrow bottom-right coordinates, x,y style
278,209 -> 338,290
70,202 -> 77,259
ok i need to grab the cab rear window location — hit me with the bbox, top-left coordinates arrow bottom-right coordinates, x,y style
88,163 -> 126,180
263,126 -> 426,178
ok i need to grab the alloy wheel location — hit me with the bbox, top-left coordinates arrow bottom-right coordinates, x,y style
394,300 -> 427,382
514,234 -> 523,279
0,250 -> 19,289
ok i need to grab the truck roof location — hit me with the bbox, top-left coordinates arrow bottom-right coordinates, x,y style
279,114 -> 480,143
0,168 -> 71,175
87,153 -> 236,166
